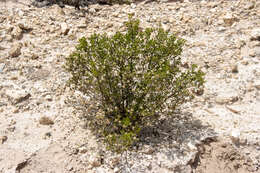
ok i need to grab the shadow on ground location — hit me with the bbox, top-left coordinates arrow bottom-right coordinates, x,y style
137,110 -> 216,148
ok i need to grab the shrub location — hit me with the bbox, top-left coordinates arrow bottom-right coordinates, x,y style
65,16 -> 205,152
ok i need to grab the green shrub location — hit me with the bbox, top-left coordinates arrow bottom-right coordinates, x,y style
65,16 -> 205,152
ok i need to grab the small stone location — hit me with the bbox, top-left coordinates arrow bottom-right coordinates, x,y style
60,23 -> 69,35
252,47 -> 260,57
79,146 -> 88,154
162,24 -> 170,32
15,93 -> 31,105
215,94 -> 239,105
241,60 -> 248,65
231,64 -> 238,73
77,18 -> 87,28
6,89 -> 31,105
88,8 -> 96,14
113,167 -> 120,173
223,13 -> 237,26
230,130 -> 240,146
31,53 -> 39,60
142,145 -> 155,154
130,3 -> 136,9
7,126 -> 15,132
58,8 -> 65,15
0,63 -> 5,73
250,29 -> 260,41
110,157 -> 120,168
45,95 -> 52,101
245,2 -> 255,10
187,141 -> 197,151
9,43 -> 22,58
0,136 -> 8,144
11,27 -> 23,40
254,81 -> 260,90
44,132 -> 52,137
39,116 -> 54,125
13,108 -> 19,113
89,154 -> 101,168
18,22 -> 31,31
239,138 -> 247,145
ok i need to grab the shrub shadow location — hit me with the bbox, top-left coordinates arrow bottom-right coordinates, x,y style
137,110 -> 216,148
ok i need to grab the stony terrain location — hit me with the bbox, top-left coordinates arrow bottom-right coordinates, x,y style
0,0 -> 260,172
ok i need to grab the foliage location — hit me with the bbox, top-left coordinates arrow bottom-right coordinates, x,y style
65,16 -> 205,153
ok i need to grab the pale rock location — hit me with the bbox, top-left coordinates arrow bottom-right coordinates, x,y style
77,18 -> 87,28
0,45 -> 6,50
60,23 -> 69,35
187,141 -> 197,151
79,146 -> 88,154
0,16 -> 5,23
5,35 -> 13,42
113,167 -> 120,173
5,89 -> 30,104
31,53 -> 39,60
250,28 -> 260,41
249,49 -> 256,57
88,154 -> 101,168
88,8 -> 96,14
230,130 -> 240,145
142,145 -> 155,154
11,27 -> 23,40
0,63 -> 5,72
254,80 -> 260,90
254,47 -> 260,57
215,93 -> 239,105
45,95 -> 52,101
96,167 -> 110,173
6,25 -> 14,34
109,157 -> 120,168
18,22 -> 31,31
9,43 -> 22,58
245,2 -> 255,10
18,10 -> 24,17
162,24 -> 170,32
57,8 -> 65,15
130,3 -> 136,9
223,13 -> 237,26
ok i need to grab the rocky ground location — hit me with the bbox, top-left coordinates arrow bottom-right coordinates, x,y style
0,0 -> 260,172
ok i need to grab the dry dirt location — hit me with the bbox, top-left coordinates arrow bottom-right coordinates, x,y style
0,0 -> 260,173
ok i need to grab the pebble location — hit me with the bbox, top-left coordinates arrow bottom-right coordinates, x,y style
230,130 -> 240,146
254,81 -> 260,90
88,8 -> 96,14
231,64 -> 238,73
45,95 -> 52,101
9,43 -> 22,58
244,2 -> 255,10
0,63 -> 5,73
5,89 -> 31,105
0,136 -> 8,144
60,22 -> 69,35
18,22 -> 32,31
79,146 -> 88,154
222,13 -> 237,26
39,116 -> 54,125
11,27 -> 23,40
250,28 -> 260,41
